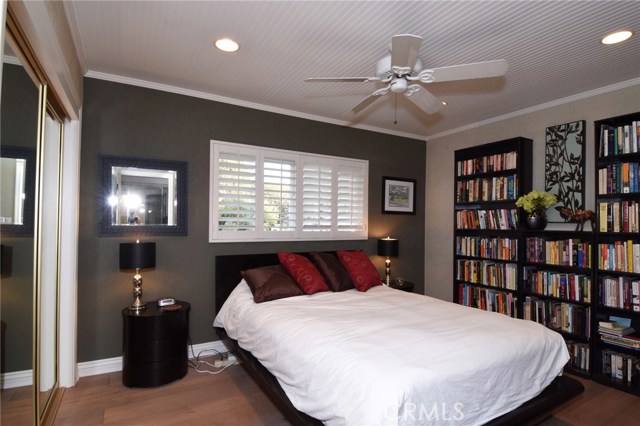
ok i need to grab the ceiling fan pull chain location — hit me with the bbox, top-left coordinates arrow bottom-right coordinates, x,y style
394,94 -> 398,125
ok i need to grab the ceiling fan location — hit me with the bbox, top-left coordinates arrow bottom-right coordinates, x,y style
305,34 -> 508,117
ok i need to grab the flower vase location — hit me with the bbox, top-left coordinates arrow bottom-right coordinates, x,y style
526,210 -> 547,230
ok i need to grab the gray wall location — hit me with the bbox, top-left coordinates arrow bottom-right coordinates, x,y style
425,84 -> 640,303
78,78 -> 426,363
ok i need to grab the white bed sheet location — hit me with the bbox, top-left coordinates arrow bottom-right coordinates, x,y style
214,282 -> 569,426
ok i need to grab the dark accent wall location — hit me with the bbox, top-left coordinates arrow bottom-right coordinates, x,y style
78,78 -> 426,362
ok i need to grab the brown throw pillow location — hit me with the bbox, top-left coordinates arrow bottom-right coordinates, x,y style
309,252 -> 354,292
242,265 -> 304,303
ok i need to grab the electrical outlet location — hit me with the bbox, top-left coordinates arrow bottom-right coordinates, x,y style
213,358 -> 235,368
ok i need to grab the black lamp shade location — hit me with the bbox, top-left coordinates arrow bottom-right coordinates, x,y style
377,238 -> 399,257
120,242 -> 156,270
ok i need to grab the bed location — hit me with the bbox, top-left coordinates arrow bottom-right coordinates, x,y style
213,253 -> 584,426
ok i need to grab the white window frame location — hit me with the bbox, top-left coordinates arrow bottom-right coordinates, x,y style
209,140 -> 368,242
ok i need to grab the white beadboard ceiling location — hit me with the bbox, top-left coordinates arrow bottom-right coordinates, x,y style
65,1 -> 640,140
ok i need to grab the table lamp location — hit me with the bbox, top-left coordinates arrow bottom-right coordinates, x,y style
377,237 -> 399,285
120,240 -> 156,313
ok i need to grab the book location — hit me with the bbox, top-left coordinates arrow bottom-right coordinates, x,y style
610,315 -> 632,327
599,326 -> 635,337
600,334 -> 640,350
599,202 -> 608,232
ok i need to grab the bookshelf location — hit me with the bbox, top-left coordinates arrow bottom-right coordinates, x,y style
521,230 -> 594,377
594,111 -> 640,395
453,137 -> 532,318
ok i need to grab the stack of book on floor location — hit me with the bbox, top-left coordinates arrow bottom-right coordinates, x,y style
598,317 -> 639,350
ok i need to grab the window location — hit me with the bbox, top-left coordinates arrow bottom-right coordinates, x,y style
210,140 -> 368,242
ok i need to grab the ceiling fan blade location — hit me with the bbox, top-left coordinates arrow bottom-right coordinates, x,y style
347,92 -> 386,116
404,85 -> 444,115
305,77 -> 380,83
416,59 -> 508,83
390,34 -> 423,76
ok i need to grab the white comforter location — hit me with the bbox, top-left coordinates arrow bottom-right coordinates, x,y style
214,283 -> 569,426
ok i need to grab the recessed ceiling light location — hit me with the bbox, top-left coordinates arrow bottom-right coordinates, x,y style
215,37 -> 239,52
601,30 -> 633,45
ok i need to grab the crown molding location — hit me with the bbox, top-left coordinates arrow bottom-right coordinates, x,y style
2,54 -> 21,66
427,77 -> 640,141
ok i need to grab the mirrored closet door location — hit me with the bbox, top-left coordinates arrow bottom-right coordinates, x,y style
1,32 -> 41,426
1,8 -> 65,425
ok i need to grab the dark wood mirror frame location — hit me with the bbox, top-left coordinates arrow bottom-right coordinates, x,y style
0,146 -> 36,237
98,155 -> 188,236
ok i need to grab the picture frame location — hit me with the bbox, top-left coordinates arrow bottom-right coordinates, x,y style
544,120 -> 586,223
382,176 -> 416,215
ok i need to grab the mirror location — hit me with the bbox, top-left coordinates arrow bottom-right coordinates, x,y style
1,35 -> 39,426
99,156 -> 188,236
111,166 -> 177,226
0,146 -> 36,236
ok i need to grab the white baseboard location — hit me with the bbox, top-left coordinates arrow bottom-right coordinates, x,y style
77,340 -> 233,378
1,369 -> 33,389
1,340 -> 234,389
77,355 -> 123,377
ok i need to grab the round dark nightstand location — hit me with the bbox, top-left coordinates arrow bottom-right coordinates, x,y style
388,281 -> 415,293
122,301 -> 190,387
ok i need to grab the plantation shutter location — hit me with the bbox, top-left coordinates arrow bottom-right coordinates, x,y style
210,140 -> 368,242
336,160 -> 367,234
302,159 -> 333,233
262,154 -> 297,233
216,150 -> 257,233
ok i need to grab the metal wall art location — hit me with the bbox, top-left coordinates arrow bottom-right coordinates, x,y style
544,120 -> 586,223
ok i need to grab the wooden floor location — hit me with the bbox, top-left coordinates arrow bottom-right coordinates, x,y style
3,360 -> 640,425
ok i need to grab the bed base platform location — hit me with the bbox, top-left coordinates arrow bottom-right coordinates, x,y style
214,253 -> 584,426
216,327 -> 582,426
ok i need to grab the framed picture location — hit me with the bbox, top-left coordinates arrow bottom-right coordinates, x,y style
382,177 -> 416,214
544,120 -> 586,223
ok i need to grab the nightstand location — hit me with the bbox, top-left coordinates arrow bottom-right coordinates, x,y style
388,281 -> 415,293
122,301 -> 190,387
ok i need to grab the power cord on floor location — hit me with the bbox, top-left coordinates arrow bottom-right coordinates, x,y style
188,336 -> 237,375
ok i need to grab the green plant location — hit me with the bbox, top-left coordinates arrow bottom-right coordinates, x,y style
515,190 -> 558,213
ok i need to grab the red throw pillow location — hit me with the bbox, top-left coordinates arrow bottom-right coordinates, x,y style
336,250 -> 381,292
278,252 -> 329,294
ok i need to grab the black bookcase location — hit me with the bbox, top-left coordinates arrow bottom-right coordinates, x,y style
453,137 -> 532,318
593,111 -> 640,395
520,229 -> 594,377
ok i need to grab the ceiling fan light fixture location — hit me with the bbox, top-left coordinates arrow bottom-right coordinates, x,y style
390,78 -> 408,93
600,30 -> 633,45
215,37 -> 239,52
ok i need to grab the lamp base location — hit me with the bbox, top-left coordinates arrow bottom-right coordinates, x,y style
384,257 -> 391,285
129,271 -> 146,313
129,298 -> 146,313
